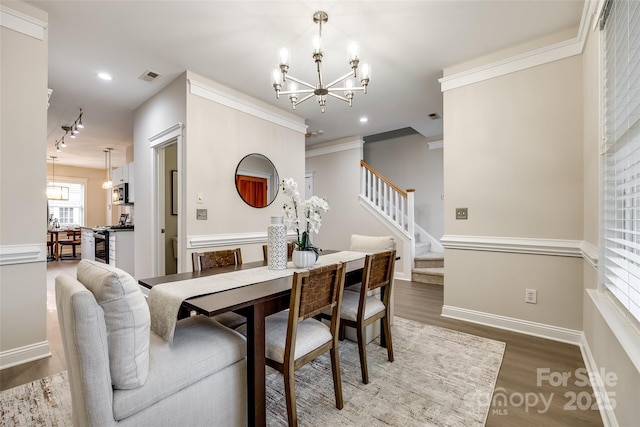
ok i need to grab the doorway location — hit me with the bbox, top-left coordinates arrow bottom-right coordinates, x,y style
163,144 -> 178,274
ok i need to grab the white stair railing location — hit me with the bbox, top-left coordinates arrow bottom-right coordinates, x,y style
359,160 -> 415,265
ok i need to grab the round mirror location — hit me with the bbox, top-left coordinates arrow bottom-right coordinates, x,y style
235,153 -> 279,208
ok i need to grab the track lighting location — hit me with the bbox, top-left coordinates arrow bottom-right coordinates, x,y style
54,109 -> 85,151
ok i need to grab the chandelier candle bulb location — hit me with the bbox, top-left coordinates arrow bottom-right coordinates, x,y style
271,10 -> 370,112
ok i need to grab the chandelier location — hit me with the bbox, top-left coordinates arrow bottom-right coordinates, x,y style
47,155 -> 69,200
271,11 -> 370,113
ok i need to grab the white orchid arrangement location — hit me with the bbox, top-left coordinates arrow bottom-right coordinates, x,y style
281,177 -> 330,254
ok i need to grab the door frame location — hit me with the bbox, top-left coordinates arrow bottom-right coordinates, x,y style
149,123 -> 185,275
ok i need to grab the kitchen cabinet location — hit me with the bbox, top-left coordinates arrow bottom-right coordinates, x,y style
112,162 -> 134,203
112,163 -> 128,185
109,230 -> 134,276
81,228 -> 95,261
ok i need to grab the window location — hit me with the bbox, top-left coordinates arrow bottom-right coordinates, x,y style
48,180 -> 85,228
601,0 -> 640,323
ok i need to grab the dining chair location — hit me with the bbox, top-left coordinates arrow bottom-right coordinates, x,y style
190,248 -> 246,329
239,262 -> 347,427
262,241 -> 296,261
192,247 -> 242,271
58,228 -> 81,260
337,249 -> 396,384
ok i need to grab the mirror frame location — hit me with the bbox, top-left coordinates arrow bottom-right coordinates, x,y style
234,153 -> 279,208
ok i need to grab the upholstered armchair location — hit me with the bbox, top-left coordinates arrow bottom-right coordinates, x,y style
56,260 -> 247,426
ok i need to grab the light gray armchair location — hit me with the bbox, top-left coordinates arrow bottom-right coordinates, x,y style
56,260 -> 247,426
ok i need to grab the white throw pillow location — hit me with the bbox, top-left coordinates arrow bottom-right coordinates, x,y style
77,260 -> 150,389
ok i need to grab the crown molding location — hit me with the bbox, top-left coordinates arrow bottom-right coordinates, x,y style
188,79 -> 307,135
305,140 -> 363,158
439,0 -> 594,92
0,5 -> 47,41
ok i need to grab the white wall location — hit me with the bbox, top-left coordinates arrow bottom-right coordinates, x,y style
133,73 -> 187,279
133,71 -> 306,278
364,133 -> 444,240
0,1 -> 49,368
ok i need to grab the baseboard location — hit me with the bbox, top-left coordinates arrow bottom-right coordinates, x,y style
0,340 -> 50,370
579,335 -> 619,427
441,305 -> 583,345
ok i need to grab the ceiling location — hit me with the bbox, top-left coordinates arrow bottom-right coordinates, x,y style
24,0 -> 585,170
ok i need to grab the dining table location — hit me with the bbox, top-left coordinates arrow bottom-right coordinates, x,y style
138,250 -> 368,427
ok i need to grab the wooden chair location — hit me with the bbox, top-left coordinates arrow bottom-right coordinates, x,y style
190,248 -> 246,329
338,249 -> 396,384
242,262 -> 346,427
192,248 -> 242,271
58,229 -> 81,260
262,241 -> 296,261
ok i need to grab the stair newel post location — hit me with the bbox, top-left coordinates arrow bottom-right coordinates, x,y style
361,162 -> 367,199
407,189 -> 416,269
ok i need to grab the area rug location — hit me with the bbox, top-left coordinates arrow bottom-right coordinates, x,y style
0,317 -> 504,427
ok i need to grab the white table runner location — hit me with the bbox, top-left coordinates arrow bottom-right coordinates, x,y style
149,250 -> 367,343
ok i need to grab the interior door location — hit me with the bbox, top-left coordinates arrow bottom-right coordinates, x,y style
236,175 -> 268,207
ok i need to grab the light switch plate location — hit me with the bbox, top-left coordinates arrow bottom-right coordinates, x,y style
456,207 -> 468,220
196,209 -> 207,220
197,193 -> 204,204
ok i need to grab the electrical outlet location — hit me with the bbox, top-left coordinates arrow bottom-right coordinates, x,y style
525,288 -> 537,304
456,208 -> 468,220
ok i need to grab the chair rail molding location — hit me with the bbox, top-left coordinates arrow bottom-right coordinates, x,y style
188,231 -> 297,249
441,234 -> 586,258
0,244 -> 46,265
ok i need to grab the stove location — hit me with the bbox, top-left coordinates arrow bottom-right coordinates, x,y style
109,224 -> 134,230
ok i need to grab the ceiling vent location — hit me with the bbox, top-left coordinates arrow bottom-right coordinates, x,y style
428,112 -> 441,120
139,69 -> 161,82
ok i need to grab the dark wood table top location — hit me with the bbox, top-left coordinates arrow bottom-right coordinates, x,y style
138,253 -> 366,317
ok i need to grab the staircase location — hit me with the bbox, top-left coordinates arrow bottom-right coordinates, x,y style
359,160 -> 445,285
412,252 -> 444,285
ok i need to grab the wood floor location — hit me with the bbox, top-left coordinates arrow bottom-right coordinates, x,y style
1,262 -> 604,426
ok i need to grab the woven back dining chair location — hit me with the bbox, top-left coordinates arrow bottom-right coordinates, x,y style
192,248 -> 242,271
188,248 -> 246,329
240,262 -> 346,427
338,249 -> 396,384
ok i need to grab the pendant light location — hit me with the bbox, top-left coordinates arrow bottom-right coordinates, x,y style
102,148 -> 113,189
47,156 -> 69,200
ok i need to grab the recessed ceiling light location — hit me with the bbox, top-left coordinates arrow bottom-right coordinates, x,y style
97,72 -> 113,81
359,117 -> 369,123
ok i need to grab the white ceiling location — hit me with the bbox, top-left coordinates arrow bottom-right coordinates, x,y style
24,0 -> 585,170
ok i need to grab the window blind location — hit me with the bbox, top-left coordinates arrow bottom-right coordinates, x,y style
602,0 -> 640,322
